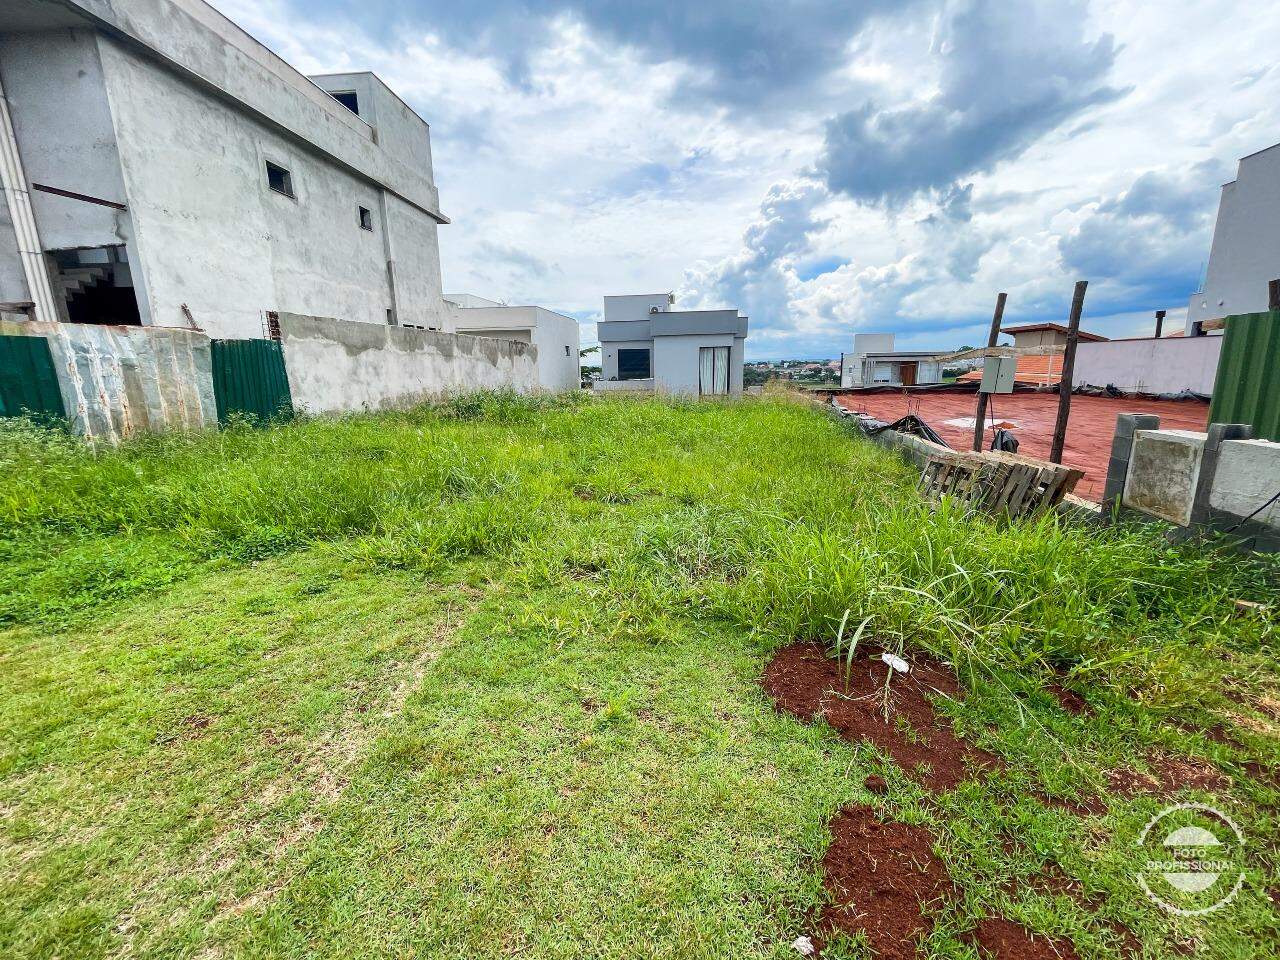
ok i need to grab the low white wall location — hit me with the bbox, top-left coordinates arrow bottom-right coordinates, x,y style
277,312 -> 536,414
448,304 -> 581,391
1,319 -> 216,441
1073,337 -> 1221,395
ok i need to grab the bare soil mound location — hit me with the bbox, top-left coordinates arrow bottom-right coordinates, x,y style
762,642 -> 998,791
966,918 -> 1081,960
818,805 -> 952,960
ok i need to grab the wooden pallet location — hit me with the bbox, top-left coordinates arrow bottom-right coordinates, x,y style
920,448 -> 1083,519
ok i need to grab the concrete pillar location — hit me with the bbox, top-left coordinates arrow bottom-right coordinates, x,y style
1103,413 -> 1160,510
1191,423 -> 1254,526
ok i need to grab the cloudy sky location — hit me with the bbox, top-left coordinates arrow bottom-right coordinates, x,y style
213,0 -> 1278,358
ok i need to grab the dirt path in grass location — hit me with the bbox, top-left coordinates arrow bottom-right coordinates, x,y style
130,590 -> 484,958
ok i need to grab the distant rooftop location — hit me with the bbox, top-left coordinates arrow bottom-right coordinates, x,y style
1001,322 -> 1108,343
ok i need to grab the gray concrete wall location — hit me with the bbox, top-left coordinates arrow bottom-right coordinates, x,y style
0,3 -> 451,338
1073,336 -> 1221,395
1187,142 -> 1280,329
0,319 -> 216,441
603,293 -> 670,322
1207,439 -> 1280,528
652,333 -> 742,395
276,312 -> 536,414
0,30 -> 134,251
94,34 -> 445,337
27,0 -> 443,219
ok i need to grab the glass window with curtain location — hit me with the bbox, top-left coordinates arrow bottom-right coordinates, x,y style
699,346 -> 730,395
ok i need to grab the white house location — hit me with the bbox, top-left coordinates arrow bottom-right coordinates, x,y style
595,292 -> 748,396
840,333 -> 943,387
443,293 -> 581,392
1187,141 -> 1280,331
0,0 -> 451,339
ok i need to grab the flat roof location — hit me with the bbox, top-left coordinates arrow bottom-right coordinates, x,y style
1001,322 -> 1108,342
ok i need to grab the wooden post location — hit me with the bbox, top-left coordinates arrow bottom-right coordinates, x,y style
1050,281 -> 1088,464
972,292 -> 1008,451
1268,278 -> 1280,311
1153,309 -> 1165,339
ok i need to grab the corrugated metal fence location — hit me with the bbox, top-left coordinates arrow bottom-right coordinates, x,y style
1209,310 -> 1280,442
210,338 -> 293,423
0,334 -> 65,420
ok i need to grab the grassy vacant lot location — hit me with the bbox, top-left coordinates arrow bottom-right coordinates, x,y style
0,393 -> 1276,959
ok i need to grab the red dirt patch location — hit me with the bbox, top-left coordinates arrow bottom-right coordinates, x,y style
865,774 -> 889,795
966,918 -> 1081,960
762,642 -> 998,791
1107,754 -> 1231,798
818,805 -> 952,960
1046,683 -> 1089,716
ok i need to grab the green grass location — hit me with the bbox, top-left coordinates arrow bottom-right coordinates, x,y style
0,395 -> 1276,959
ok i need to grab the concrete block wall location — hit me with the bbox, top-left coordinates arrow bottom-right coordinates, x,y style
1110,417 -> 1280,551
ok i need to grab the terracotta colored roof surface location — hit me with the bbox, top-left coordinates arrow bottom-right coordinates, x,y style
957,354 -> 1064,386
1000,322 -> 1108,342
834,391 -> 1208,501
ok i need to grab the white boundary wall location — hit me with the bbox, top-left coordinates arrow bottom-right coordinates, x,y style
1073,337 -> 1221,395
277,312 -> 536,414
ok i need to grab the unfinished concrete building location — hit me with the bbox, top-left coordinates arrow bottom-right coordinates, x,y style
0,0 -> 450,339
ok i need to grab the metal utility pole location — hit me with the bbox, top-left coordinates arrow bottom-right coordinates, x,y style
1049,280 -> 1088,464
971,292 -> 1007,452
1153,309 -> 1166,339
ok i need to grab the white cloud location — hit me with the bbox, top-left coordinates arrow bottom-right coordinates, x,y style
209,0 -> 1280,359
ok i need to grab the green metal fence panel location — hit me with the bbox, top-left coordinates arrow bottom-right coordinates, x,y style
0,334 -> 66,420
210,338 -> 293,424
1209,310 -> 1280,442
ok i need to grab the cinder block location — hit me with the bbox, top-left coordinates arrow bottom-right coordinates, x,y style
1114,413 -> 1161,440
1122,429 -> 1207,527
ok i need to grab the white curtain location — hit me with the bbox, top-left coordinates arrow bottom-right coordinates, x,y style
699,347 -> 729,395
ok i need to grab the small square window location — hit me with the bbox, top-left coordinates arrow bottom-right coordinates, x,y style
266,161 -> 294,198
331,91 -> 359,114
565,345 -> 572,357
358,206 -> 373,231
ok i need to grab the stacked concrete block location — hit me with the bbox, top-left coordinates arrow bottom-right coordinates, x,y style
1103,413 -> 1160,509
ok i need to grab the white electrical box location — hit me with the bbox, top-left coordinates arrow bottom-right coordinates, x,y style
980,356 -> 1017,394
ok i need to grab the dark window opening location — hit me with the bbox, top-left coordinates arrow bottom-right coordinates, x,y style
358,205 -> 373,230
331,91 -> 359,114
564,345 -> 571,357
617,348 -> 651,380
386,308 -> 396,326
50,245 -> 141,326
266,161 -> 294,197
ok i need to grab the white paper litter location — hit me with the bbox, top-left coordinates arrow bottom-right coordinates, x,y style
880,652 -> 910,674
791,935 -> 816,956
